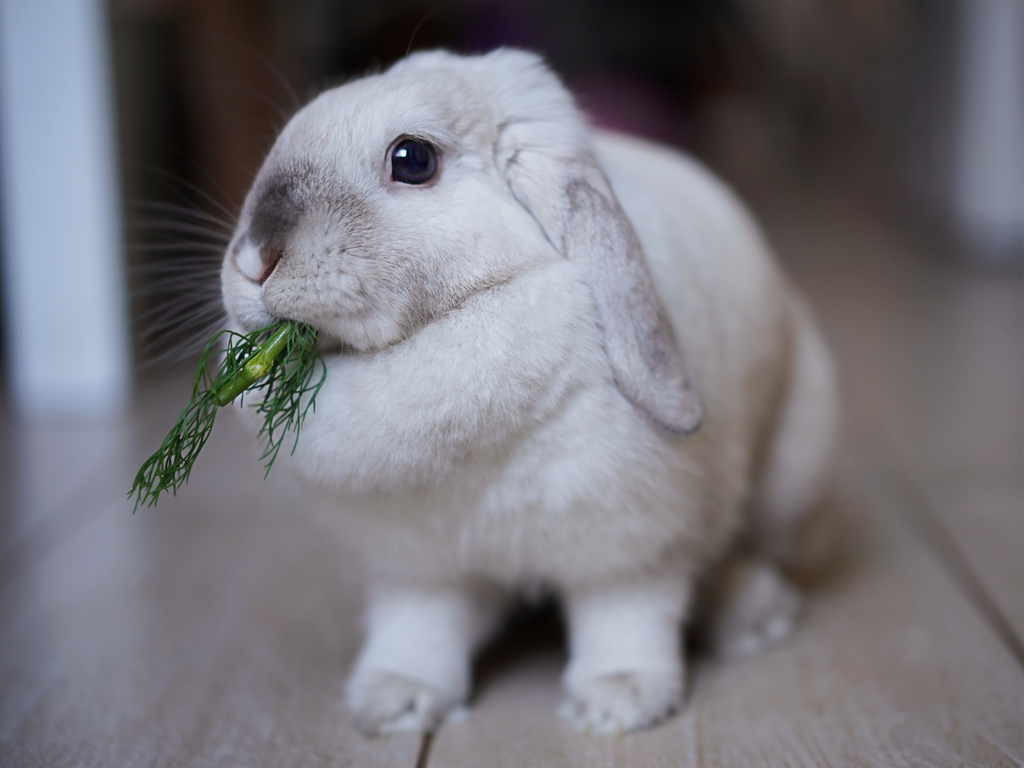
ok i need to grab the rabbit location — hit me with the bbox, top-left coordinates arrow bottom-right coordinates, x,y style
220,48 -> 838,735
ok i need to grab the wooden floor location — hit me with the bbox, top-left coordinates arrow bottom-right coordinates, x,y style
1,190 -> 1021,767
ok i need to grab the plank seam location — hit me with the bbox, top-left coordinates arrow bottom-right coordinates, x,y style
414,731 -> 434,768
858,423 -> 1024,670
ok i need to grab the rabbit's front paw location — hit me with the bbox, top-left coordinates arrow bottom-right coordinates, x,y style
346,669 -> 458,736
559,670 -> 682,734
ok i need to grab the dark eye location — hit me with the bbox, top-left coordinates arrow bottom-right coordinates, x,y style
390,139 -> 437,185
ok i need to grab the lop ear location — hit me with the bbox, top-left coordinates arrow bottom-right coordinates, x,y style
485,50 -> 701,435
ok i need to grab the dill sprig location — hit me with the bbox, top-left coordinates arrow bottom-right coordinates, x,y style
129,320 -> 327,510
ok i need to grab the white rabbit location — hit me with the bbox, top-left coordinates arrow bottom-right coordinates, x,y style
220,48 -> 838,735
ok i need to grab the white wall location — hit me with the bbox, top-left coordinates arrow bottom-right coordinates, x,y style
0,0 -> 130,419
953,0 -> 1024,263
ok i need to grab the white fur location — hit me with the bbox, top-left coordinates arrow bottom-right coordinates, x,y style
220,49 -> 838,734
560,569 -> 691,732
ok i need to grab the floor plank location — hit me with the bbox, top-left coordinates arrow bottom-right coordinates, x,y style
765,195 -> 1024,651
916,471 -> 1024,646
0,389 -> 422,768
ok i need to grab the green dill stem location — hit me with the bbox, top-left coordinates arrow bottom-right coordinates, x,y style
129,320 -> 325,510
214,324 -> 293,406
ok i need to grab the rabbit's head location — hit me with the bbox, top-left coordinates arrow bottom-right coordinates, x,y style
222,49 -> 701,435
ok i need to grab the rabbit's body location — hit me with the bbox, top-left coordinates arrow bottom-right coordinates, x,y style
221,50 -> 837,735
285,131 -> 792,586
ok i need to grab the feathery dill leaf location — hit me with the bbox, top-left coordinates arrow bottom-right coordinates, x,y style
129,320 -> 326,510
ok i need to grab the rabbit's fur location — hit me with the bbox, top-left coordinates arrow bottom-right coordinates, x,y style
221,49 -> 838,734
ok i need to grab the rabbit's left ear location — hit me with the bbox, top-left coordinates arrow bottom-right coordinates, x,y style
488,52 -> 701,435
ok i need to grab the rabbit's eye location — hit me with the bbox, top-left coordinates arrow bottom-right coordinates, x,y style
391,139 -> 437,185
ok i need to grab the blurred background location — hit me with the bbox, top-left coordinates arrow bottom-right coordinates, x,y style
0,0 -> 1021,410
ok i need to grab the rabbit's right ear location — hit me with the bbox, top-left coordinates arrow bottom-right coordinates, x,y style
484,50 -> 702,436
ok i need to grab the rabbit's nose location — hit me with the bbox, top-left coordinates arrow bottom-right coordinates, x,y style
233,238 -> 284,285
258,244 -> 284,285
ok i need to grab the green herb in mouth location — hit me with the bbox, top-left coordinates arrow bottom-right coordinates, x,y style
128,320 -> 327,510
